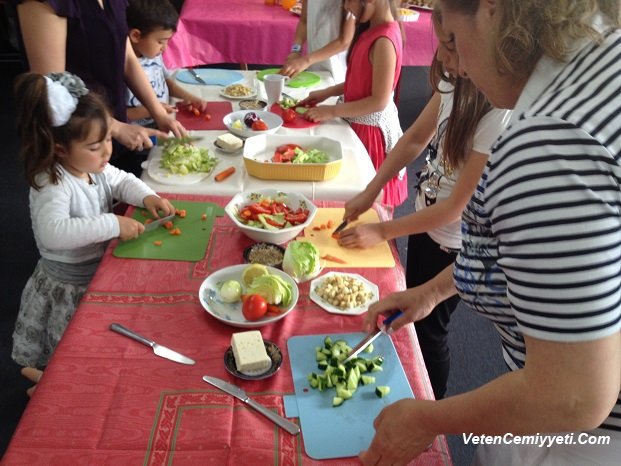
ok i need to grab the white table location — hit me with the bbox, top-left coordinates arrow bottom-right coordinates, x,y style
140,71 -> 378,201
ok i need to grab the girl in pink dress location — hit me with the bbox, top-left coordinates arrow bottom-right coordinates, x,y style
301,0 -> 406,207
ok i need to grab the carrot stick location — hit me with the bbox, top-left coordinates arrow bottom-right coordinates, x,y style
215,166 -> 235,182
321,254 -> 347,264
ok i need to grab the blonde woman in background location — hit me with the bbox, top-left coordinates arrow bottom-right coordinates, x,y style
280,0 -> 355,83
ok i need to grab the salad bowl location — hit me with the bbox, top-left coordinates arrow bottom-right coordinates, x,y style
224,189 -> 317,244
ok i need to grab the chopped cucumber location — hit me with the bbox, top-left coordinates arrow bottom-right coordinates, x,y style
375,386 -> 391,398
364,343 -> 374,353
332,396 -> 344,407
360,375 -> 376,385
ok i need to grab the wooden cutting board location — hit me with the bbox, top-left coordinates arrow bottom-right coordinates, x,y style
301,208 -> 396,268
175,101 -> 232,130
284,333 -> 414,460
113,200 -> 224,261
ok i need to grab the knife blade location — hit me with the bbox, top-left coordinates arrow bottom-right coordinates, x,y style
156,135 -> 203,146
110,323 -> 196,365
143,213 -> 177,232
188,67 -> 206,84
331,219 -> 349,238
342,310 -> 403,364
202,375 -> 300,435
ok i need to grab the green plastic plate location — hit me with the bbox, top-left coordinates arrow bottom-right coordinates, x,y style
256,68 -> 321,88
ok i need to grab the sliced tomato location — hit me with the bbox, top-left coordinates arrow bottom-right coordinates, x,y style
285,212 -> 308,224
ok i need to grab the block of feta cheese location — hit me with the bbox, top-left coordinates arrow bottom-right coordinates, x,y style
216,133 -> 243,152
231,330 -> 271,373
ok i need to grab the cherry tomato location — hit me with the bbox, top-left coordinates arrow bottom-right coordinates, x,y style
282,108 -> 297,123
251,119 -> 269,131
204,113 -> 212,121
242,294 -> 268,321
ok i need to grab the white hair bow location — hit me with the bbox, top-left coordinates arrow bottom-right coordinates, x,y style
44,72 -> 89,127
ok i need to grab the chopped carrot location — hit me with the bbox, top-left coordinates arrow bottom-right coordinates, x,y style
312,226 -> 321,231
140,209 -> 149,217
327,219 -> 334,228
164,221 -> 174,230
321,254 -> 347,264
201,213 -> 207,220
331,232 -> 341,240
144,218 -> 154,225
320,223 -> 327,230
214,166 -> 235,182
178,209 -> 187,218
153,240 -> 162,246
171,228 -> 182,235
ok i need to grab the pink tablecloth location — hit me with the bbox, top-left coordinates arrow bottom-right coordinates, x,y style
3,195 -> 452,466
164,0 -> 438,68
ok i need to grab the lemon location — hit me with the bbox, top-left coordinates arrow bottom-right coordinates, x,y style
242,264 -> 269,287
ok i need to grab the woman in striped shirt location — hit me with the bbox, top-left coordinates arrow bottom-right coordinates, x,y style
359,1 -> 621,465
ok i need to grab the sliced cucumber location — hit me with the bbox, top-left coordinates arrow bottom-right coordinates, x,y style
375,386 -> 391,398
360,375 -> 376,386
332,396 -> 344,407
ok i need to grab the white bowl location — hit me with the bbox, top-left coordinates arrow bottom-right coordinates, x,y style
223,110 -> 283,138
225,189 -> 317,245
199,264 -> 298,328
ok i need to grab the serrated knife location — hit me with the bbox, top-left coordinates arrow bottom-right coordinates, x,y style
202,375 -> 300,435
110,323 -> 195,365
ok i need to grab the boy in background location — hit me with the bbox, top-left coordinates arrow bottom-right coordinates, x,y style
126,0 -> 207,126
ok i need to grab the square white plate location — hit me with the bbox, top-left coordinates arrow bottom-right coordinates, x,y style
309,272 -> 379,316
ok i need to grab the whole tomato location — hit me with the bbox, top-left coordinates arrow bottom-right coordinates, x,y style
242,294 -> 268,320
252,119 -> 269,131
282,108 -> 297,123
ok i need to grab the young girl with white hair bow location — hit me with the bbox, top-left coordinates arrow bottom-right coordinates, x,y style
11,72 -> 175,394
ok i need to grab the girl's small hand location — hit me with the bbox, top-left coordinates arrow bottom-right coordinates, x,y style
344,189 -> 377,222
362,287 -> 438,334
161,103 -> 177,114
117,215 -> 144,241
338,223 -> 384,249
185,99 -> 208,113
143,195 -> 175,219
280,54 -> 310,78
304,105 -> 336,122
154,114 -> 187,139
298,89 -> 329,107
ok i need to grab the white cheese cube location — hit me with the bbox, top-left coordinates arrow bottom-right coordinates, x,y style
217,133 -> 243,151
231,331 -> 271,373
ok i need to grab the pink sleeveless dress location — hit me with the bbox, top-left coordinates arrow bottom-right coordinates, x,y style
343,22 -> 407,207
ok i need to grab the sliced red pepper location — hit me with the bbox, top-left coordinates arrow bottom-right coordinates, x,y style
266,304 -> 285,315
264,217 -> 285,228
285,213 -> 308,224
249,204 -> 271,215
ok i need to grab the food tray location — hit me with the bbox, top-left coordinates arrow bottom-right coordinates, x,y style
243,134 -> 342,181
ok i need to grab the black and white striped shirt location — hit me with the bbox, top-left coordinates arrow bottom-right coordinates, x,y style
454,26 -> 621,433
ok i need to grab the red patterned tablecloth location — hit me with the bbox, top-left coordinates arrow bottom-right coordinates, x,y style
164,0 -> 438,68
3,194 -> 452,466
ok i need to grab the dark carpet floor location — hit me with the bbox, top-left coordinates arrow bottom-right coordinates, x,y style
0,46 -> 506,464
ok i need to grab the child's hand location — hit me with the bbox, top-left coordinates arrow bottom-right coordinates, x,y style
183,99 -> 208,113
280,54 -> 310,78
116,215 -> 144,241
298,89 -> 329,107
161,102 -> 178,114
304,105 -> 336,123
143,195 -> 175,219
344,189 -> 378,222
338,223 -> 384,249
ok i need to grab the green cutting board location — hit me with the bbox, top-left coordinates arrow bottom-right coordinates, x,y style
257,68 -> 321,88
113,201 -> 224,261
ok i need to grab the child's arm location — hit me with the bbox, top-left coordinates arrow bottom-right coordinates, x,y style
166,78 -> 208,112
305,36 -> 397,122
344,92 -> 441,220
298,83 -> 345,107
339,150 -> 489,249
280,0 -> 308,76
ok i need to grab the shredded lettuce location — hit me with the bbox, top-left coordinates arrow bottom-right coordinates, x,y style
160,140 -> 218,175
292,147 -> 329,164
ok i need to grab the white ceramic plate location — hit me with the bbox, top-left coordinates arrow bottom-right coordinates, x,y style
198,264 -> 299,327
146,146 -> 213,185
223,110 -> 283,139
223,340 -> 283,380
219,86 -> 257,100
309,272 -> 379,316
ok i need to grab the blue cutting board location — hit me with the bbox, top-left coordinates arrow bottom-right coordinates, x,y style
285,333 -> 414,460
176,68 -> 243,86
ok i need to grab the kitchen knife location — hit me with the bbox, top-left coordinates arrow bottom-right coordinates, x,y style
143,213 -> 177,232
188,68 -> 207,84
202,375 -> 300,435
156,135 -> 203,146
110,323 -> 196,365
331,219 -> 349,238
342,310 -> 403,364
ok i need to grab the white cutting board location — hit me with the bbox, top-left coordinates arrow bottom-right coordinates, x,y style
285,333 -> 414,460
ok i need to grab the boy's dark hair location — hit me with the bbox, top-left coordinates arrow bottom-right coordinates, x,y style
127,0 -> 179,34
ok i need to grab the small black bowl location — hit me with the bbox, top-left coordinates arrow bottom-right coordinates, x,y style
243,242 -> 286,269
224,340 -> 283,380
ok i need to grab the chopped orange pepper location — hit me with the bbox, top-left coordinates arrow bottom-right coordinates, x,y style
153,240 -> 162,246
164,221 -> 174,230
144,218 -> 154,225
178,209 -> 187,218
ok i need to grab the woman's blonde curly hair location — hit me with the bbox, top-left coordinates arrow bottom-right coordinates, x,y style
440,0 -> 621,81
